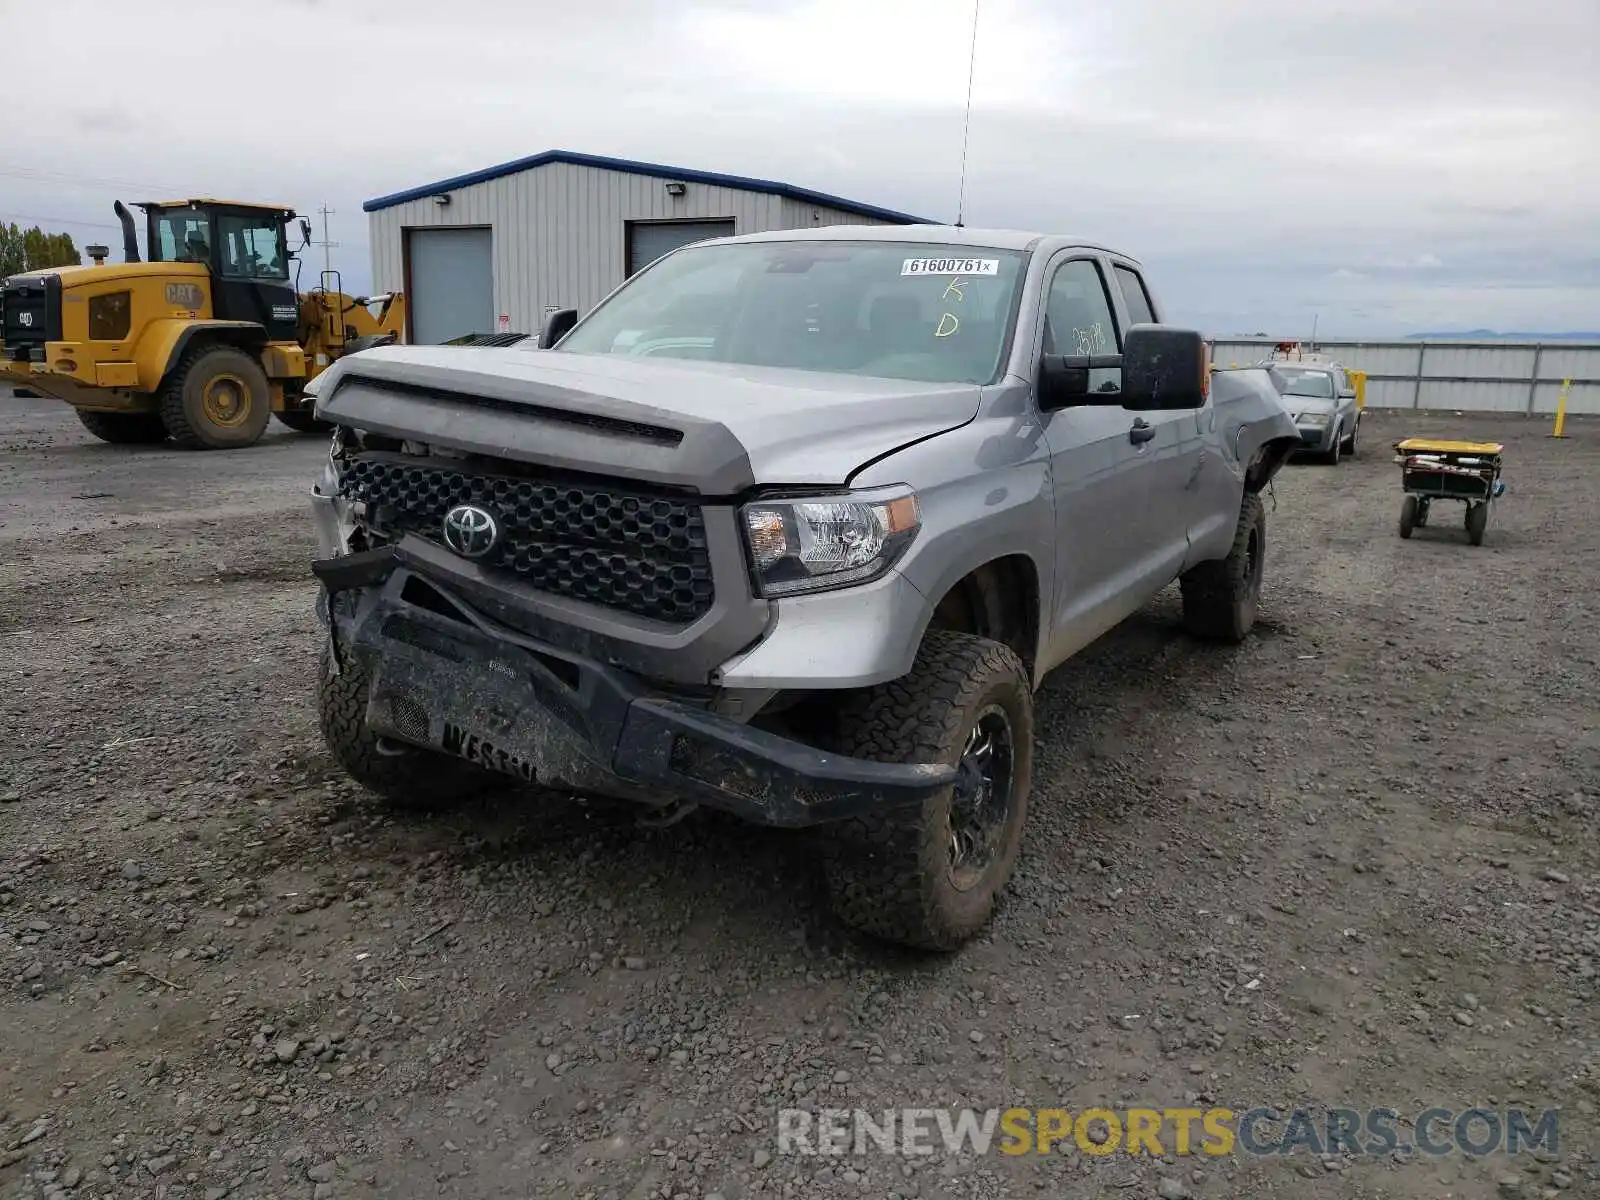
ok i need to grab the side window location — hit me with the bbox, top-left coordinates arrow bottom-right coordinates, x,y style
1044,258 -> 1120,393
154,215 -> 211,264
1113,265 -> 1156,327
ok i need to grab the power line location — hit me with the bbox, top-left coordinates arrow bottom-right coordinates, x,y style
0,211 -> 122,231
955,0 -> 981,228
0,163 -> 190,195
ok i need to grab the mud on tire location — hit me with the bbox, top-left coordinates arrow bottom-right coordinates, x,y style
161,344 -> 272,450
316,640 -> 490,809
1180,491 -> 1265,642
818,630 -> 1034,951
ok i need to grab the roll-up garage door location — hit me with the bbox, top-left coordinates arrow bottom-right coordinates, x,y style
406,226 -> 494,344
627,220 -> 735,277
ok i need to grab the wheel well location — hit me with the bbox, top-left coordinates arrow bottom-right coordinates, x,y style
162,325 -> 268,386
1245,436 -> 1299,493
927,556 -> 1039,677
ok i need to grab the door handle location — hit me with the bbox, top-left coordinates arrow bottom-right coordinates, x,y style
1129,419 -> 1156,446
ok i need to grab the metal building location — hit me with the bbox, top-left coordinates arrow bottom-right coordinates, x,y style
364,149 -> 930,344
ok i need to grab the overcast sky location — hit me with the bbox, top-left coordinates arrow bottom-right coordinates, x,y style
5,0 -> 1597,335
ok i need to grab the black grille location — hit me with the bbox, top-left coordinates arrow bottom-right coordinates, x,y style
1,274 -> 60,361
338,455 -> 714,624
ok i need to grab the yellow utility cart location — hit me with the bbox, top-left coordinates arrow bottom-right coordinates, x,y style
1393,437 -> 1505,546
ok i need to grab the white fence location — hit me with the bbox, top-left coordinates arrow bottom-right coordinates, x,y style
1207,338 -> 1600,415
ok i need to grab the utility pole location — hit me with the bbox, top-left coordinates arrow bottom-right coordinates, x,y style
315,205 -> 339,277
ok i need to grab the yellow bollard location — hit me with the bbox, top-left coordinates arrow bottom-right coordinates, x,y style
1552,377 -> 1572,438
1350,370 -> 1367,410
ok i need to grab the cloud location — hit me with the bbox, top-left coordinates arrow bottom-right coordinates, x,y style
4,0 -> 1597,335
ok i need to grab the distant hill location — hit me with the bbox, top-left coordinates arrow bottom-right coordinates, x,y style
1404,330 -> 1600,340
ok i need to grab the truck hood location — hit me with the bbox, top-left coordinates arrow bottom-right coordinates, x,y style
3,261 -> 208,288
315,344 -> 983,493
1285,395 -> 1337,415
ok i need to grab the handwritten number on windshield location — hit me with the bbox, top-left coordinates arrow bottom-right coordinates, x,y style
936,276 -> 968,338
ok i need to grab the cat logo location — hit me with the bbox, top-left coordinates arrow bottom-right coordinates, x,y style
164,283 -> 204,309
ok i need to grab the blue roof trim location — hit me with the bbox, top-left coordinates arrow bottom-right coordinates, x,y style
362,148 -> 935,224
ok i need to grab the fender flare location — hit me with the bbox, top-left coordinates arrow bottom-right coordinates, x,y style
137,320 -> 268,392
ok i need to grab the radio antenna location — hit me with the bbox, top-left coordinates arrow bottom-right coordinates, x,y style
955,0 -> 980,228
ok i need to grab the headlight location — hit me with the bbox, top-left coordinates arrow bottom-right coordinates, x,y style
742,485 -> 920,597
1299,412 -> 1331,426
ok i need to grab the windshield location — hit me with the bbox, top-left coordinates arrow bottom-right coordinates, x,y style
557,240 -> 1026,385
1276,368 -> 1335,399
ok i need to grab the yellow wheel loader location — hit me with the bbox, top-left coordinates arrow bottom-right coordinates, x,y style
0,199 -> 405,449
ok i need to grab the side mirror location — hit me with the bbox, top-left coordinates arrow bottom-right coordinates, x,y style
1121,324 -> 1208,411
538,307 -> 578,349
1037,352 -> 1124,412
299,218 -> 312,248
1338,388 -> 1356,399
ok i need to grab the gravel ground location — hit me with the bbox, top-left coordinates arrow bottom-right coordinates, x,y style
2,391 -> 1597,1200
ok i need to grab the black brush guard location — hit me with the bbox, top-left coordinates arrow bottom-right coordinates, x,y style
313,546 -> 956,827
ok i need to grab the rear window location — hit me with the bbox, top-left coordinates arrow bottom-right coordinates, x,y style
1113,265 -> 1156,326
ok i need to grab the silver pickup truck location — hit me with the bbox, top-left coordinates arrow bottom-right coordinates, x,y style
308,226 -> 1298,950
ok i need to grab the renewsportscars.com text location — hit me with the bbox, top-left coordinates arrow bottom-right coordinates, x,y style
776,1106 -> 1559,1158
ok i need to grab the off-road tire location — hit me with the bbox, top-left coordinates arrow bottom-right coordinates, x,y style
1399,495 -> 1418,539
1342,417 -> 1359,456
1323,424 -> 1343,465
818,630 -> 1034,951
160,345 -> 272,450
1415,498 -> 1430,527
273,408 -> 333,434
316,641 -> 489,809
1466,501 -> 1488,546
1180,492 -> 1265,642
76,410 -> 169,445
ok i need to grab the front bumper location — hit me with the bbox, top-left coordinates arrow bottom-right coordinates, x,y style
1295,422 -> 1335,450
313,546 -> 956,828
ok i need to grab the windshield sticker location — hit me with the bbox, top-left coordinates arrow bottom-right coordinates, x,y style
902,257 -> 999,277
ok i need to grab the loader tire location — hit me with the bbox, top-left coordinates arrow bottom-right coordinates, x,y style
818,630 -> 1034,951
76,410 -> 169,445
1180,492 -> 1265,642
1466,501 -> 1488,546
316,640 -> 490,810
160,345 -> 272,450
273,408 -> 333,434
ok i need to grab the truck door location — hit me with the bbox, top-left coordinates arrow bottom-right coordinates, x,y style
1037,256 -> 1187,664
1110,260 -> 1211,571
213,211 -> 300,343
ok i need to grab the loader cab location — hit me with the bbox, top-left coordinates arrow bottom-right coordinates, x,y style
139,199 -> 300,343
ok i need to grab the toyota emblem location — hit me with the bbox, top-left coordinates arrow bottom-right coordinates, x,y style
441,504 -> 500,559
